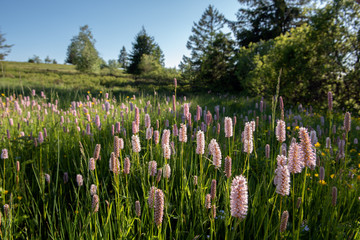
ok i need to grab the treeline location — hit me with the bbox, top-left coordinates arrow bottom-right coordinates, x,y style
1,0 -> 359,113
180,0 -> 360,113
65,25 -> 179,81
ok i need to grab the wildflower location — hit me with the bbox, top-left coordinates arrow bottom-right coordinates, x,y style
172,95 -> 176,112
89,158 -> 96,171
148,186 -> 157,208
332,187 -> 337,206
90,184 -> 97,196
224,117 -> 233,138
338,140 -> 345,159
124,157 -> 130,175
212,204 -> 216,219
280,210 -> 289,233
274,165 -> 290,196
314,142 -> 321,148
132,121 -> 139,135
275,120 -> 286,143
288,142 -> 304,174
196,130 -> 205,155
1,149 -> 8,159
330,174 -> 335,179
161,129 -> 170,147
310,131 -> 318,145
205,194 -> 211,209
93,144 -> 101,160
163,144 -> 171,160
211,179 -> 217,200
243,121 -> 255,154
76,174 -> 83,187
328,91 -> 333,111
179,123 -> 187,143
209,139 -> 221,169
344,112 -> 351,133
319,166 -> 325,181
276,155 -> 287,167
135,200 -> 141,217
319,180 -> 327,185
154,130 -> 160,145
109,152 -> 120,174
295,126 -> 299,131
3,204 -> 10,217
154,189 -> 164,227
299,127 -> 316,170
114,136 -> 120,157
44,173 -> 51,184
193,175 -> 198,186
92,194 -> 99,213
149,161 -> 157,177
146,127 -> 153,140
163,164 -> 171,179
230,175 -> 248,220
183,103 -> 190,120
131,135 -> 141,153
265,144 -> 270,159
225,156 -> 232,178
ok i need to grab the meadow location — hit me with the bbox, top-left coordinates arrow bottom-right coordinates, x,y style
0,67 -> 360,239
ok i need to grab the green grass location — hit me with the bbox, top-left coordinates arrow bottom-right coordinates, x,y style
0,69 -> 359,239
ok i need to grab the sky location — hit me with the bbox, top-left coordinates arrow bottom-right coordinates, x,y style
0,0 -> 240,68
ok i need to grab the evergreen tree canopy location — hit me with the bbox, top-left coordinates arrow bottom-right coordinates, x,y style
229,0 -> 310,47
180,5 -> 231,88
184,5 -> 226,71
128,27 -> 164,74
118,46 -> 128,69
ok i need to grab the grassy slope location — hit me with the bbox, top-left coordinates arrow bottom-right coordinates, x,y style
0,61 -> 176,97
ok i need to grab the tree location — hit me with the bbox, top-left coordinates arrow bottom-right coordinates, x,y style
28,55 -> 42,64
66,25 -> 100,73
180,5 -> 229,88
138,54 -> 162,74
234,0 -> 360,113
198,32 -> 236,88
0,30 -> 13,60
229,0 -> 311,47
44,56 -> 51,64
108,59 -> 120,75
183,5 -> 225,71
128,27 -> 164,74
118,46 -> 128,69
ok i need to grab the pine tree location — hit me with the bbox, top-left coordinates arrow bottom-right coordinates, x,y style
180,5 -> 228,88
128,27 -> 164,74
229,0 -> 311,47
118,46 -> 128,69
183,5 -> 225,72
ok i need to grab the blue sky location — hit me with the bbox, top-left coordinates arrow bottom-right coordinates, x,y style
0,0 -> 239,68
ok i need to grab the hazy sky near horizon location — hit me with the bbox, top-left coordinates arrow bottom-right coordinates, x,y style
0,0 -> 239,68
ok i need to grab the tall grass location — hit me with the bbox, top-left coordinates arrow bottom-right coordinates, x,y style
0,85 -> 359,239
